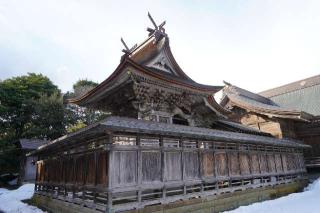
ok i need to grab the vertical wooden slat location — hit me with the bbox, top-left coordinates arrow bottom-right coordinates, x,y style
198,141 -> 204,193
137,134 -> 142,203
35,155 -> 40,192
180,139 -> 186,195
93,151 -> 98,207
107,131 -> 113,211
160,136 -> 166,200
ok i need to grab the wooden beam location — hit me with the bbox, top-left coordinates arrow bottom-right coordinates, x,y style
107,131 -> 113,211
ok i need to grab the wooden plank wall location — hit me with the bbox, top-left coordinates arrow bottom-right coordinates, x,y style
34,133 -> 306,212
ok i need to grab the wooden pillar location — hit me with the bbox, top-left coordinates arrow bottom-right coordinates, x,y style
213,142 -> 219,190
257,148 -> 262,183
180,138 -> 186,195
248,146 -> 253,184
82,154 -> 89,206
106,131 -> 113,212
34,155 -> 40,192
72,155 -> 76,199
198,141 -> 204,193
93,151 -> 98,207
160,136 -> 166,200
237,144 -> 241,176
225,144 -> 230,187
64,151 -> 69,197
137,134 -> 142,204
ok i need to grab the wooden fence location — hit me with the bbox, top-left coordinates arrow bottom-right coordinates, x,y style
35,132 -> 307,212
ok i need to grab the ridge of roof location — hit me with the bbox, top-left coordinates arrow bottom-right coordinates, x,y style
69,24 -> 224,106
259,74 -> 320,98
226,85 -> 277,105
222,84 -> 314,121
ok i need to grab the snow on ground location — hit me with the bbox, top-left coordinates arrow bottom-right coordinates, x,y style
225,178 -> 320,213
0,184 -> 43,213
0,179 -> 319,213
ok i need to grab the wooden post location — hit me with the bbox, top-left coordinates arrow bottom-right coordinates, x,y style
180,139 -> 186,196
198,141 -> 204,193
72,156 -> 76,199
106,131 -> 113,212
137,134 -> 142,204
248,151 -> 253,185
237,144 -> 241,176
93,151 -> 98,208
213,142 -> 219,190
160,136 -> 166,200
82,154 -> 88,207
34,155 -> 40,192
226,145 -> 231,180
64,152 -> 69,198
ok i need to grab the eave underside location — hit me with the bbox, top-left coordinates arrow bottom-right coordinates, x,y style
227,96 -> 312,121
69,60 -> 222,108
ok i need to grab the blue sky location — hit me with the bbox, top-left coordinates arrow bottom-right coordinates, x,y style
0,0 -> 319,92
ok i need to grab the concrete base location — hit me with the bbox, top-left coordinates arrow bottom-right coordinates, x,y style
32,180 -> 308,213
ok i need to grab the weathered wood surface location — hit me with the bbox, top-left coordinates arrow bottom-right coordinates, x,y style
35,133 -> 307,212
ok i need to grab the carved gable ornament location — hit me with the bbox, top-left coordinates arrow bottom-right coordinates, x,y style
147,52 -> 177,75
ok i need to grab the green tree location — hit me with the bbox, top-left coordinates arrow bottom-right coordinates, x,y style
73,79 -> 98,97
23,93 -> 67,139
64,79 -> 108,132
0,73 -> 60,140
0,73 -> 69,176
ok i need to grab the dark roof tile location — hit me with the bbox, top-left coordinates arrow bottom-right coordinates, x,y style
19,139 -> 48,150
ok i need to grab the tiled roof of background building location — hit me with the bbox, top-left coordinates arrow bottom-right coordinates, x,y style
259,75 -> 320,116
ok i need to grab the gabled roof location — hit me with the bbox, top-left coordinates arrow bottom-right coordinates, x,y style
128,32 -> 192,81
19,139 -> 48,150
260,75 -> 320,98
259,75 -> 320,116
221,84 -> 314,121
69,25 -> 222,107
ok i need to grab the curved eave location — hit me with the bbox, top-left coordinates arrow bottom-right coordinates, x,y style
128,59 -> 222,93
228,97 -> 312,122
69,59 -> 222,106
204,95 -> 232,118
128,33 -> 192,82
162,38 -> 194,81
68,59 -> 130,105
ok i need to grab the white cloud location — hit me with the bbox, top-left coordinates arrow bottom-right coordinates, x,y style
0,0 -> 319,92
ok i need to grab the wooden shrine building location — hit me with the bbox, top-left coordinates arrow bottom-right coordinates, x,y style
221,82 -> 320,169
259,75 -> 320,169
30,15 -> 309,213
18,139 -> 48,184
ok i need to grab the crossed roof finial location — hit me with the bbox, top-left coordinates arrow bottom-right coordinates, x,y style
120,37 -> 137,54
120,13 -> 166,54
147,12 -> 166,36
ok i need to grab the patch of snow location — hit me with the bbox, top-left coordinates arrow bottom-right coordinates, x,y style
225,178 -> 320,213
1,180 -> 319,213
0,184 -> 43,213
8,178 -> 17,186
